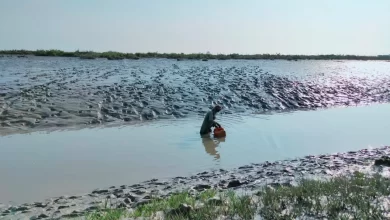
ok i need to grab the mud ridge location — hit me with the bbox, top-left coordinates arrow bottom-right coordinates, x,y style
1,58 -> 390,135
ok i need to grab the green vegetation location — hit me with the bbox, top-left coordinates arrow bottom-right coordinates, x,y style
82,172 -> 390,219
86,209 -> 126,220
1,49 -> 390,61
259,172 -> 390,219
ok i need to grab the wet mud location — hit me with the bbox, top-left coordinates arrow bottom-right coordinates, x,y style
1,146 -> 389,219
1,57 -> 390,135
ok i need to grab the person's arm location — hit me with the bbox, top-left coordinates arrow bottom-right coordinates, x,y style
209,112 -> 220,127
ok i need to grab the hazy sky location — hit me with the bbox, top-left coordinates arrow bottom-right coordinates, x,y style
0,0 -> 389,55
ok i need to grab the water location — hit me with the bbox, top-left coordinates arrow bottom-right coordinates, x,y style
1,57 -> 390,204
1,103 -> 390,204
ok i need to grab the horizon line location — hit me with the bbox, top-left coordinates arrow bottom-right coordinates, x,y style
0,49 -> 389,57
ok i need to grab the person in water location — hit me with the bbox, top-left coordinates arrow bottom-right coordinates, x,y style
200,105 -> 222,135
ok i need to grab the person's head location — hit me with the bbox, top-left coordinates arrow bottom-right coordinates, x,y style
213,105 -> 222,113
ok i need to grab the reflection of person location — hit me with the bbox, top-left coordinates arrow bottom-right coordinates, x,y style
199,105 -> 222,135
201,136 -> 225,160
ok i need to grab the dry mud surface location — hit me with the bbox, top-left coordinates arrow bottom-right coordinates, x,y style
1,57 -> 390,135
1,146 -> 389,219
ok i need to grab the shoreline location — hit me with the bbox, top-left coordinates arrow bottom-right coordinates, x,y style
1,50 -> 390,61
1,146 -> 389,219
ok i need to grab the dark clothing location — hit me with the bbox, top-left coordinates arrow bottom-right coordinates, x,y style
200,111 -> 214,135
200,107 -> 219,135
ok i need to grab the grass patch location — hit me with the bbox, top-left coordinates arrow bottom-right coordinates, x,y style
129,189 -> 256,220
86,209 -> 126,220
259,172 -> 390,219
84,172 -> 390,219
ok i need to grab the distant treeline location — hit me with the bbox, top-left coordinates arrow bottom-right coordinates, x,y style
1,49 -> 389,61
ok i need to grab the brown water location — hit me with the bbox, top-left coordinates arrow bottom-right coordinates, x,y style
1,103 -> 390,204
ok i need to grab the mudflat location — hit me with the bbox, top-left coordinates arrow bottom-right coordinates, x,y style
1,56 -> 390,135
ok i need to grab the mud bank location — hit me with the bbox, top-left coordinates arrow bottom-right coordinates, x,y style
1,146 -> 389,219
1,57 -> 390,135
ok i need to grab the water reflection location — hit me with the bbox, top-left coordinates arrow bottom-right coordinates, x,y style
201,135 -> 226,160
2,103 -> 390,204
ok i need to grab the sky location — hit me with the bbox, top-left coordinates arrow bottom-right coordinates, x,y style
0,0 -> 389,55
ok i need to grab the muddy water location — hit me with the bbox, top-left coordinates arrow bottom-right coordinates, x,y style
1,57 -> 390,135
1,103 -> 390,204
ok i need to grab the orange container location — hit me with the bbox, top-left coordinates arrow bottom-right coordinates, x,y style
214,127 -> 226,138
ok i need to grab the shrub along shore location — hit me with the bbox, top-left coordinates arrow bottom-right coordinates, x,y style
1,49 -> 390,61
